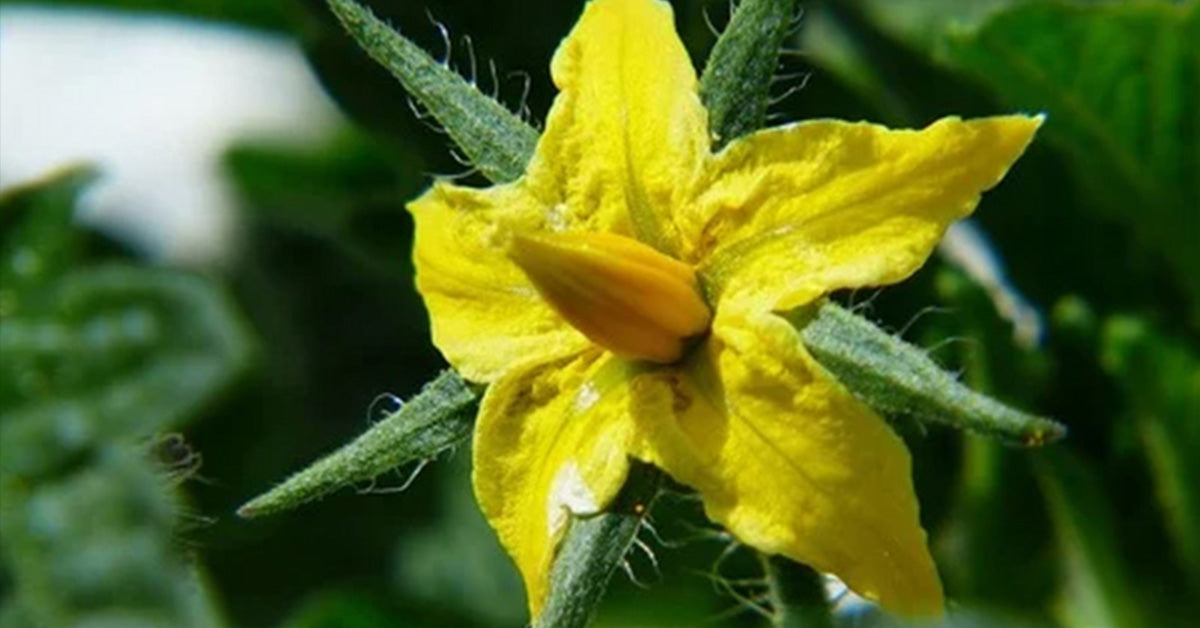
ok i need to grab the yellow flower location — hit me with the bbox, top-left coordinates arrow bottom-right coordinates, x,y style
408,0 -> 1040,618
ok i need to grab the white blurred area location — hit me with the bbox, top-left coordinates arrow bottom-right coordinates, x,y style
0,4 -> 344,265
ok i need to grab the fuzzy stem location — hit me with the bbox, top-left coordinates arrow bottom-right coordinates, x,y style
535,461 -> 663,628
759,555 -> 832,628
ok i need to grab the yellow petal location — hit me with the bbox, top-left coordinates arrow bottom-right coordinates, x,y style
628,305 -> 943,616
522,0 -> 709,253
688,115 -> 1042,311
508,231 -> 711,363
408,181 -> 589,382
472,349 -> 638,619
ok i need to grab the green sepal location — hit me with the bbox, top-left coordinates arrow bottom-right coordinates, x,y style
700,0 -> 802,148
797,302 -> 1065,446
327,0 -> 538,184
237,370 -> 479,518
534,462 -> 662,628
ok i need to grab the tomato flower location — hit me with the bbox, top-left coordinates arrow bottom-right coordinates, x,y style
408,0 -> 1040,617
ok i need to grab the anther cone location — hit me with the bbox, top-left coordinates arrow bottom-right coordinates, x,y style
509,231 -> 711,363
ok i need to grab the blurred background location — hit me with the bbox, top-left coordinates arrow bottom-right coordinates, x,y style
0,1 -> 1196,627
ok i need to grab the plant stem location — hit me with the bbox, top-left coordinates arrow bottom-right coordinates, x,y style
535,461 -> 663,628
759,554 -> 832,628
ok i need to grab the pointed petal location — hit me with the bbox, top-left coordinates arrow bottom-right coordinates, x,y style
472,349 -> 639,618
523,0 -> 709,253
409,181 -> 589,382
629,306 -> 943,616
689,115 -> 1042,311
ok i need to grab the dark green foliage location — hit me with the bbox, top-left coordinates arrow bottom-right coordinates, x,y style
1100,317 -> 1200,588
945,1 -> 1200,317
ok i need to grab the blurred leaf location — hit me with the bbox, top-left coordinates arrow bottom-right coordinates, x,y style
0,448 -> 225,628
326,0 -> 538,183
833,605 -> 1055,628
278,592 -> 410,628
0,171 -> 251,628
224,129 -> 423,278
944,1 -> 1200,312
799,3 -> 908,122
1100,316 -> 1200,587
1035,451 -> 1147,628
393,454 -> 524,626
0,165 -> 100,312
850,0 -> 1023,55
924,268 -> 1057,613
0,266 -> 254,478
237,370 -> 478,518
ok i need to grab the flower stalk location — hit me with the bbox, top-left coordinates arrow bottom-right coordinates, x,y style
760,554 -> 833,628
534,462 -> 663,628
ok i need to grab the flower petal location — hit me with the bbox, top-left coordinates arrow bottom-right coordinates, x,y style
689,115 -> 1042,311
523,0 -> 709,253
409,181 -> 589,382
472,348 -> 638,618
629,306 -> 943,616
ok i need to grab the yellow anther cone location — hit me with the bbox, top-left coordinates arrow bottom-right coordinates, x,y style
508,231 -> 711,363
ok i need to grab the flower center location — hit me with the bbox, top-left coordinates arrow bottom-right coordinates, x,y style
508,231 -> 712,363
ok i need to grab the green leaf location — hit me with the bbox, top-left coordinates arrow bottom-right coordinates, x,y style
237,370 -> 478,518
327,0 -> 538,183
534,462 -> 662,628
798,302 -> 1065,446
1100,316 -> 1200,587
0,266 -> 253,478
699,0 -> 802,148
944,1 -> 1200,311
1035,451 -> 1148,628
